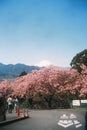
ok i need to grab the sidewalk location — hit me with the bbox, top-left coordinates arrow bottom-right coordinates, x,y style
0,109 -> 29,127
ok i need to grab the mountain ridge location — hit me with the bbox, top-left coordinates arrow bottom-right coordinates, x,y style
0,63 -> 41,80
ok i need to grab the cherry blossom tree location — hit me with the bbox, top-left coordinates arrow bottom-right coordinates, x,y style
0,80 -> 12,96
0,65 -> 87,108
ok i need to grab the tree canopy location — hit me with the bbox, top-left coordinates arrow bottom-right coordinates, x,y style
0,65 -> 87,109
19,71 -> 27,77
70,49 -> 87,73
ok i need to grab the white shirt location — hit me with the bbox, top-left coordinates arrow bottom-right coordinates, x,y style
7,97 -> 13,105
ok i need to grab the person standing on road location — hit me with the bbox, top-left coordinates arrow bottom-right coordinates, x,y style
7,95 -> 13,113
14,96 -> 20,117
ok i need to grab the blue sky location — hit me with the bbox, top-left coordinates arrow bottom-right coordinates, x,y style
0,0 -> 87,67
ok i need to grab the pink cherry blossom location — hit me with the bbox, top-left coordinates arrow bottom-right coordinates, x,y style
0,65 -> 87,108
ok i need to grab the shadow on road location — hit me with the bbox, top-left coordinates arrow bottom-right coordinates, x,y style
85,112 -> 87,130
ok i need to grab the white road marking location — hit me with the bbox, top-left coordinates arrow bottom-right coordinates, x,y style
73,120 -> 80,125
58,113 -> 82,128
76,124 -> 82,128
70,113 -> 76,119
58,120 -> 73,128
60,114 -> 68,119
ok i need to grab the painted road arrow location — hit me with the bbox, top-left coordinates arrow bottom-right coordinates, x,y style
58,113 -> 82,128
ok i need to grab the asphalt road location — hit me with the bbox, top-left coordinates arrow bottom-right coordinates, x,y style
0,109 -> 87,130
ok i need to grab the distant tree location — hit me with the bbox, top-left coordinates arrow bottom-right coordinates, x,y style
19,71 -> 27,77
70,49 -> 87,73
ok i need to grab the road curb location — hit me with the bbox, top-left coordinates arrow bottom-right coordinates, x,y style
0,116 -> 29,127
